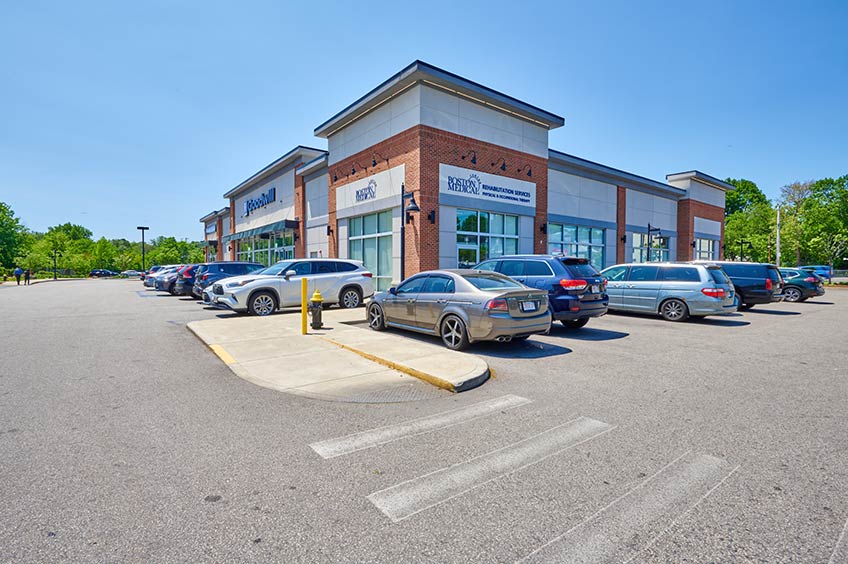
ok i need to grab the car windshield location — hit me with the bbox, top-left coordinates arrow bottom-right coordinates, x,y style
255,261 -> 294,276
708,268 -> 729,284
559,258 -> 600,278
462,273 -> 524,291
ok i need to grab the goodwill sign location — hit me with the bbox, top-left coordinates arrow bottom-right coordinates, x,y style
439,164 -> 536,208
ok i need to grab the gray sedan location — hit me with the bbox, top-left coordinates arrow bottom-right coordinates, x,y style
366,269 -> 551,350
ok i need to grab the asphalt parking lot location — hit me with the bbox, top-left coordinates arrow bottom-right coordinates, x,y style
1,279 -> 846,563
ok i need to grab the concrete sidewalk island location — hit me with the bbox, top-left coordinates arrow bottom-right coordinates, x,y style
186,307 -> 489,402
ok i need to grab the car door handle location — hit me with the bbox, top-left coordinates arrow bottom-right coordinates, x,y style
406,299 -> 416,303
626,284 -> 635,288
436,299 -> 448,304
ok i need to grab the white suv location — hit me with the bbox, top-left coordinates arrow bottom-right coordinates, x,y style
211,259 -> 374,316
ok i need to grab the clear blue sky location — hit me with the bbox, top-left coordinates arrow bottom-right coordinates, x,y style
1,0 -> 845,242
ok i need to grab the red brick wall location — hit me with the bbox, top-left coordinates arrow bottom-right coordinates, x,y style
293,171 -> 306,258
328,124 -> 548,277
677,199 -> 725,260
616,187 -> 627,263
215,217 -> 224,261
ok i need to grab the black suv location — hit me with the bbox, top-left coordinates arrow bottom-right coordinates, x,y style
192,261 -> 264,299
474,255 -> 608,328
694,261 -> 784,309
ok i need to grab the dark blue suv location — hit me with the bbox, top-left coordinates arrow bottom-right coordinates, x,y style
474,255 -> 609,328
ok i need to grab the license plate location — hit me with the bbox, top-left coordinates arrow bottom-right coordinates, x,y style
520,301 -> 537,312
591,285 -> 600,294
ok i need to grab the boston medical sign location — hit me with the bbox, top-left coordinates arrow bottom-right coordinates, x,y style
439,164 -> 536,208
243,187 -> 276,217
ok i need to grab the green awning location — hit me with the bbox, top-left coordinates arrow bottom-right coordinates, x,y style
201,240 -> 218,248
222,219 -> 299,243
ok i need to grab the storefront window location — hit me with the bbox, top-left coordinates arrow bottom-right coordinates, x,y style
547,223 -> 605,268
349,210 -> 393,291
694,238 -> 716,260
456,209 -> 519,268
632,233 -> 670,263
234,231 -> 294,266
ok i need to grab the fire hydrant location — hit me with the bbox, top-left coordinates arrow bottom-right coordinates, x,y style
309,289 -> 324,329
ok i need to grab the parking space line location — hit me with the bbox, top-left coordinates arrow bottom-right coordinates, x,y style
310,395 -> 532,459
829,515 -> 848,564
517,451 -> 739,563
367,416 -> 614,522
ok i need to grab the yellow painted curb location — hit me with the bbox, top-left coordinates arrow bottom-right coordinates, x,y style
320,337 -> 457,393
209,344 -> 237,365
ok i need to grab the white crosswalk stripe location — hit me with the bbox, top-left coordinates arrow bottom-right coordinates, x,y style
517,450 -> 739,563
367,416 -> 614,522
309,394 -> 532,459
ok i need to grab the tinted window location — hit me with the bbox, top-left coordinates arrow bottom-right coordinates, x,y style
421,276 -> 455,294
246,264 -> 264,273
500,260 -> 524,277
289,262 -> 312,276
462,274 -> 524,290
475,261 -> 499,272
781,270 -> 799,278
602,266 -> 627,282
196,265 -> 208,275
627,265 -> 659,282
334,262 -> 358,272
396,276 -> 426,295
722,264 -> 758,278
661,267 -> 701,282
313,262 -> 335,274
524,261 -> 554,276
562,260 -> 600,278
766,267 -> 781,282
709,268 -> 730,284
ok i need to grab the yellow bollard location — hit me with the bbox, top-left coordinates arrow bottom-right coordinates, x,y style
301,276 -> 308,335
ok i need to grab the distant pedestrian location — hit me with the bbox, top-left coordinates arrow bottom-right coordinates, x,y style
13,266 -> 23,285
24,269 -> 31,285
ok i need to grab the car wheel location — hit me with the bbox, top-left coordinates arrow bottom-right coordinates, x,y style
784,287 -> 803,302
248,291 -> 277,316
561,318 -> 589,329
340,287 -> 362,309
368,303 -> 386,331
660,299 -> 688,322
440,315 -> 469,351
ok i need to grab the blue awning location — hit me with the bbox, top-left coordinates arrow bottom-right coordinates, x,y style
222,219 -> 299,243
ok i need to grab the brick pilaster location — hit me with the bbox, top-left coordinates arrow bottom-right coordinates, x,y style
616,187 -> 626,263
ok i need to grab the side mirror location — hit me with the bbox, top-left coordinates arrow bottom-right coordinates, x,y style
284,270 -> 297,280
388,287 -> 397,295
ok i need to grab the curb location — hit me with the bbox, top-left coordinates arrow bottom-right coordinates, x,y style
319,336 -> 490,393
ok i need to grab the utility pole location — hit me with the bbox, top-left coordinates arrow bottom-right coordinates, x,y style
137,226 -> 149,271
775,207 -> 781,266
647,223 -> 662,262
52,249 -> 61,280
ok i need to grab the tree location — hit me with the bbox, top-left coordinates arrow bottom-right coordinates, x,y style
0,201 -> 27,268
724,179 -> 769,217
93,237 -> 116,269
48,223 -> 93,241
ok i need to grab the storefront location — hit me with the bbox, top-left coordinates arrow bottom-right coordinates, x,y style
203,61 -> 733,279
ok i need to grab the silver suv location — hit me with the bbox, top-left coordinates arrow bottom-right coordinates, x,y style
599,262 -> 737,321
212,259 -> 375,316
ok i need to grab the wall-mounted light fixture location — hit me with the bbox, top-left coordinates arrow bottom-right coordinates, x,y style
691,241 -> 697,248
491,157 -> 507,172
517,165 -> 533,178
293,232 -> 299,243
326,225 -> 333,236
332,169 -> 349,183
351,161 -> 368,176
620,234 -> 627,243
371,152 -> 388,167
539,223 -> 547,234
427,210 -> 436,224
461,150 -> 477,165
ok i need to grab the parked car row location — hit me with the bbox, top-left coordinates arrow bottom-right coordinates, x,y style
140,255 -> 827,352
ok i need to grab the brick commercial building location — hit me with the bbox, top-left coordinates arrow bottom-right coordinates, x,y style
200,61 -> 732,290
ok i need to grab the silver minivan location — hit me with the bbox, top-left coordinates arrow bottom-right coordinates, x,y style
599,262 -> 737,321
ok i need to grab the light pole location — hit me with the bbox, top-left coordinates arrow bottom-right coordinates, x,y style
734,239 -> 754,261
137,226 -> 149,271
398,183 -> 420,281
52,249 -> 62,280
646,223 -> 662,262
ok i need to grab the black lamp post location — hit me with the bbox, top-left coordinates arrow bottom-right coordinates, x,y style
137,226 -> 149,271
398,183 -> 420,281
646,223 -> 662,262
735,239 -> 754,261
52,249 -> 62,280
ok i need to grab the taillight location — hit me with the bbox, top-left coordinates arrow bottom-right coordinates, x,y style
803,276 -> 817,282
701,288 -> 726,298
201,274 -> 208,281
485,298 -> 509,312
765,278 -> 773,291
560,279 -> 588,291
362,272 -> 373,278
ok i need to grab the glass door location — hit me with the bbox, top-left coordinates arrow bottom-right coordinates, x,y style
457,245 -> 478,269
